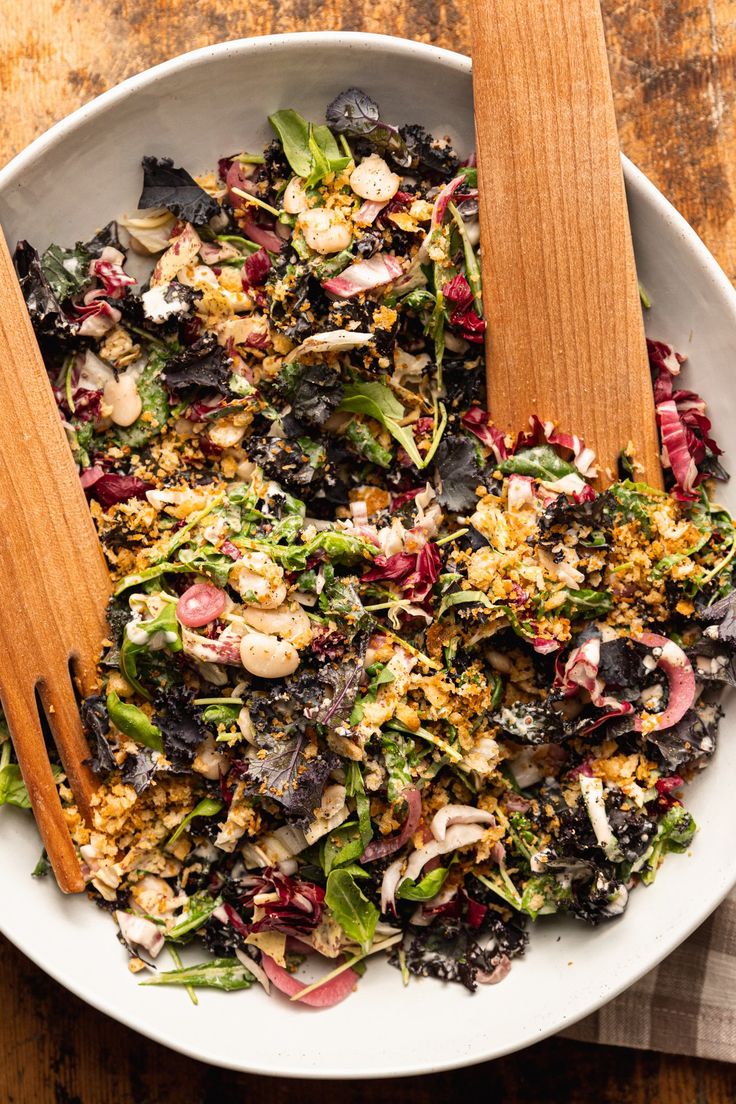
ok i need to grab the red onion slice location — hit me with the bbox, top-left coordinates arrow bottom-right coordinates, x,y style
241,215 -> 283,253
476,955 -> 511,985
634,631 -> 696,732
355,199 -> 388,224
361,786 -> 422,862
115,911 -> 164,959
176,583 -> 227,628
261,953 -> 359,1008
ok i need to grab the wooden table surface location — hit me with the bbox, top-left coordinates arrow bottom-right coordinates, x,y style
2,1 -> 736,1100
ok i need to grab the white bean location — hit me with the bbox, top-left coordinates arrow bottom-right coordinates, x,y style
241,603 -> 311,643
283,176 -> 309,214
104,373 -> 142,427
349,154 -> 400,202
298,208 -> 352,254
240,631 -> 300,678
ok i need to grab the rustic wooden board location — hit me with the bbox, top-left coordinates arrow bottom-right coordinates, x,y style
2,1 -> 736,1099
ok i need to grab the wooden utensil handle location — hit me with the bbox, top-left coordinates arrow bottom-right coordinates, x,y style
471,0 -> 662,485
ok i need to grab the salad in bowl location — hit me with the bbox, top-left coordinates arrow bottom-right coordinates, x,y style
4,83 -> 734,1011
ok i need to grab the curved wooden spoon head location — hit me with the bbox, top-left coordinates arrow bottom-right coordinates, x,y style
470,0 -> 662,487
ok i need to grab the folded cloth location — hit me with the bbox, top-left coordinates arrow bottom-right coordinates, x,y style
562,893 -> 736,1061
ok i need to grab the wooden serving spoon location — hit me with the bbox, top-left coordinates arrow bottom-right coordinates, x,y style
470,0 -> 662,486
0,226 -> 111,892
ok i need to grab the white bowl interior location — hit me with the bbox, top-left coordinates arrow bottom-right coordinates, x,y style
1,32 -> 736,1079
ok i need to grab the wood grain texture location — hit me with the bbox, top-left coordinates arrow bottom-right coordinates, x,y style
1,0 -> 736,1098
471,0 -> 661,482
0,227 -> 110,891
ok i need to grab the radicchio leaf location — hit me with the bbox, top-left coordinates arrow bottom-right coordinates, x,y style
86,474 -> 154,509
239,868 -> 325,936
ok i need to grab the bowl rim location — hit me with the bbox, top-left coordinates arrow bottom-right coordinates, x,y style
2,29 -> 736,1078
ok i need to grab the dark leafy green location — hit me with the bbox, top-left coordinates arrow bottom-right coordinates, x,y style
325,88 -> 411,167
162,337 -> 233,395
40,242 -> 92,300
139,156 -> 220,224
435,434 -> 484,512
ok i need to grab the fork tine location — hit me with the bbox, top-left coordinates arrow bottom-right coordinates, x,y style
69,647 -> 104,703
37,669 -> 97,822
0,682 -> 85,893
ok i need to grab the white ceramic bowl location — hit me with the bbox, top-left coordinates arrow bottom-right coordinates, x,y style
1,31 -> 736,1080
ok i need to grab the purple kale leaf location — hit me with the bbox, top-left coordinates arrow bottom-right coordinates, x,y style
81,694 -> 117,775
645,701 -> 719,770
277,361 -> 344,428
121,747 -> 158,795
241,730 -> 337,826
243,671 -> 341,824
13,241 -> 76,338
161,336 -> 233,395
139,156 -> 220,225
698,590 -> 736,647
434,434 -> 484,513
153,685 -> 207,770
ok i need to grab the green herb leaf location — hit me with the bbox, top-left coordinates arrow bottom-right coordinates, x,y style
610,480 -> 665,537
520,873 -> 573,919
202,703 -> 241,727
269,109 -> 313,177
557,588 -> 613,619
641,806 -> 697,885
345,760 -> 372,849
345,420 -> 392,468
339,381 -> 427,469
31,851 -> 50,878
499,446 -> 576,482
167,892 -> 222,940
381,731 -> 414,803
325,869 -> 379,952
322,820 -> 364,875
1,764 -> 37,809
396,866 -> 448,901
141,957 -> 254,991
167,797 -> 224,847
106,691 -> 162,751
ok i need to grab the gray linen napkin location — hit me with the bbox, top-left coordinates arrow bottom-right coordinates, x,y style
562,893 -> 736,1061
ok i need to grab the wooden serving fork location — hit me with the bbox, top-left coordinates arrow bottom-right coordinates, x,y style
470,0 -> 663,486
0,226 -> 111,892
